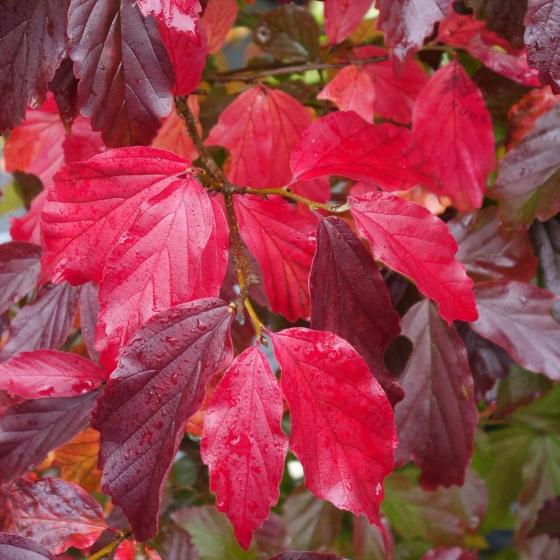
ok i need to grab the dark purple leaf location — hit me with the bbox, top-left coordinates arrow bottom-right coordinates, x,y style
0,391 -> 97,484
0,533 -> 54,560
530,496 -> 560,538
531,217 -> 560,294
483,0 -> 527,48
48,58 -> 79,127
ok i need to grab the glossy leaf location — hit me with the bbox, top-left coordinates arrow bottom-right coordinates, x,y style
203,0 -> 238,54
0,350 -> 105,399
0,1 -> 68,132
41,147 -> 189,284
4,477 -> 106,554
471,280 -> 560,381
235,195 -> 316,322
67,0 -> 174,146
97,176 -> 228,369
0,283 -> 80,362
206,85 -> 312,188
309,217 -> 402,402
271,328 -> 396,527
394,300 -> 477,489
0,391 -> 97,484
92,298 -> 233,541
324,0 -> 372,45
290,111 -> 435,190
201,345 -> 288,549
349,191 -> 478,323
0,242 -> 41,315
531,217 -> 560,294
0,533 -> 53,560
412,61 -> 495,211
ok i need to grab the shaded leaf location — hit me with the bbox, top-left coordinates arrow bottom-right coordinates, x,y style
271,328 -> 396,527
530,497 -> 560,538
11,191 -> 46,247
482,0 -> 527,48
48,58 -> 79,127
152,99 -> 198,161
421,548 -> 477,560
531,217 -> 560,294
353,515 -> 393,560
0,391 -> 97,484
0,533 -> 53,560
324,0 -> 372,45
92,299 -> 233,541
268,553 -> 346,560
79,283 -> 100,363
202,0 -> 238,54
349,191 -> 477,323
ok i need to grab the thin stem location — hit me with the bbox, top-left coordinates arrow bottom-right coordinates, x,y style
242,187 -> 349,214
88,540 -> 119,560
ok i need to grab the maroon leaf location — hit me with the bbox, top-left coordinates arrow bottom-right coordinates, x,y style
0,350 -> 105,399
4,477 -> 106,554
0,533 -> 54,560
449,207 -> 537,283
531,217 -> 560,294
525,0 -> 560,92
471,280 -> 560,381
0,242 -> 41,315
0,283 -> 80,362
395,300 -> 477,489
67,0 -> 174,147
349,191 -> 478,323
92,298 -> 233,541
0,391 -> 97,484
48,58 -> 79,127
0,0 -> 69,132
271,328 -> 396,527
201,345 -> 288,549
309,217 -> 402,403
530,496 -> 560,538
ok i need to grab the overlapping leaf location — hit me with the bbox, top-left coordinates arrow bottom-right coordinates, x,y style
0,533 -> 53,560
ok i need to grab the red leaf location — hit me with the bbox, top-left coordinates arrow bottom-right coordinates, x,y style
394,300 -> 477,489
0,391 -> 97,484
152,99 -> 198,160
67,0 -> 174,147
92,298 -> 233,541
0,1 -> 68,132
0,283 -> 80,362
448,207 -> 537,283
41,147 -> 189,285
525,0 -> 560,93
349,191 -> 477,323
0,242 -> 41,315
202,0 -> 238,53
324,0 -> 373,45
235,195 -> 316,322
4,478 -> 106,555
309,217 -> 402,403
0,533 -> 53,560
114,540 -> 162,560
96,176 -> 228,370
471,281 -> 560,381
412,61 -> 495,211
0,350 -> 105,399
11,191 -> 46,246
201,345 -> 288,549
62,116 -> 105,165
271,328 -> 396,527
290,111 -> 435,191
376,0 -> 453,60
206,85 -> 312,188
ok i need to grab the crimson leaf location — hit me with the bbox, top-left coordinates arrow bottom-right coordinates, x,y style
201,345 -> 288,549
0,533 -> 53,560
271,328 -> 396,527
92,298 -> 233,541
309,217 -> 402,403
349,191 -> 478,323
394,300 -> 478,489
324,0 -> 373,45
0,391 -> 97,484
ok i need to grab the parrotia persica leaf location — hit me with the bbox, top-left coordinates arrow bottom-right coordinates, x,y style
235,195 -> 316,322
309,217 -> 402,403
471,280 -> 560,381
0,350 -> 105,399
203,0 -> 238,54
271,328 -> 396,527
290,111 -> 435,191
0,0 -> 69,133
0,283 -> 80,362
41,147 -> 190,285
206,85 -> 312,188
0,391 -> 97,484
324,0 -> 373,45
525,0 -> 560,93
493,103 -> 560,227
96,175 -> 228,370
0,533 -> 54,560
394,300 -> 478,489
201,345 -> 288,549
0,241 -> 41,315
349,192 -> 478,323
412,61 -> 495,211
4,477 -> 106,555
376,0 -> 453,60
67,0 -> 174,147
92,298 -> 233,541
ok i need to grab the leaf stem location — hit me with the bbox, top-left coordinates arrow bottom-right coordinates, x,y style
242,187 -> 349,214
87,540 -> 119,560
